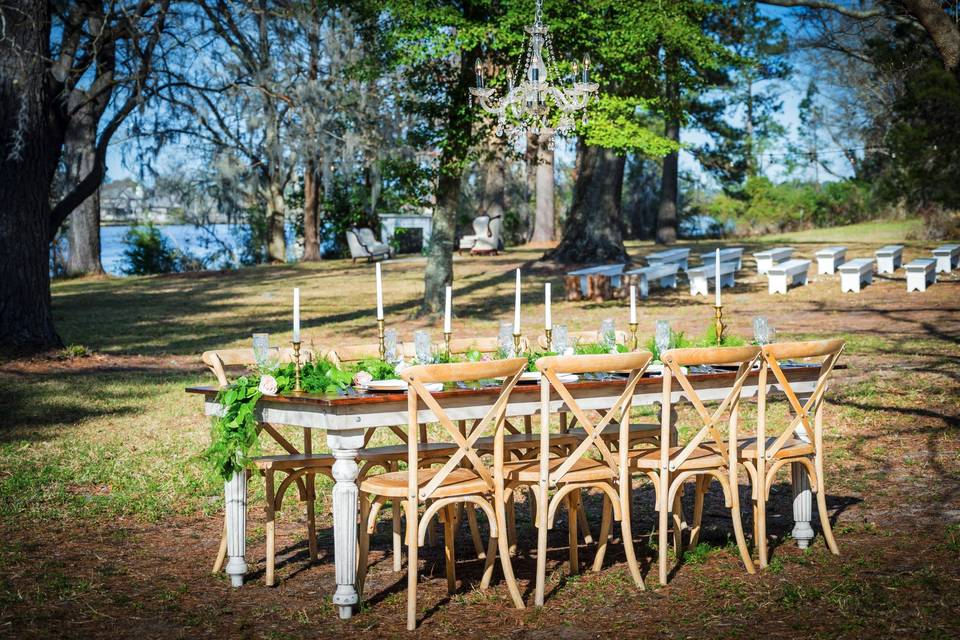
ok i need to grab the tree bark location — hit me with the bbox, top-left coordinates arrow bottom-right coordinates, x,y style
656,94 -> 681,245
523,131 -> 538,242
900,0 -> 960,81
0,0 -> 62,354
545,140 -> 628,264
266,178 -> 286,263
531,130 -> 555,242
302,159 -> 321,261
64,101 -> 104,276
481,138 -> 506,228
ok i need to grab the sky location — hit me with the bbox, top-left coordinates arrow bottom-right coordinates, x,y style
105,4 -> 845,190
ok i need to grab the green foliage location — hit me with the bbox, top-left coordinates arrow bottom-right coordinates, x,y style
121,224 -> 182,275
351,358 -> 397,381
60,344 -> 90,358
644,329 -> 691,362
702,323 -> 746,347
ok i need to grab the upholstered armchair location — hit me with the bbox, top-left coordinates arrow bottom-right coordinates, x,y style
347,227 -> 392,262
458,215 -> 502,255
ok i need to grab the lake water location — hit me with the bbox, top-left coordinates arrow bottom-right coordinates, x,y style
99,224 -> 300,275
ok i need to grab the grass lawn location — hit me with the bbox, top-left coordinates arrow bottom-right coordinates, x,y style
1,219 -> 958,638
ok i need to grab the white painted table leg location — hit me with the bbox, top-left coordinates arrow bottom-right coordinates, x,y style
791,462 -> 814,549
224,470 -> 248,587
329,429 -> 365,620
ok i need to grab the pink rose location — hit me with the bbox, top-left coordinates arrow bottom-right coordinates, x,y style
258,374 -> 278,396
353,371 -> 373,387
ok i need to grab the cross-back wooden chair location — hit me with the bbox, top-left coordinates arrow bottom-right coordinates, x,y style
500,352 -> 654,606
356,358 -> 528,630
630,345 -> 762,585
749,339 -> 844,567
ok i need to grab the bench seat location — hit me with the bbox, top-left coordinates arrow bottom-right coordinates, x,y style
875,245 -> 904,274
754,247 -> 794,274
699,248 -> 744,270
687,261 -> 737,297
767,259 -> 811,294
932,244 -> 960,273
645,248 -> 690,271
815,246 -> 847,275
839,258 -> 875,293
906,258 -> 936,292
624,263 -> 680,298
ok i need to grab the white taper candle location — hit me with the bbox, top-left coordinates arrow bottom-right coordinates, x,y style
514,268 -> 521,334
544,282 -> 551,330
375,262 -> 384,320
444,285 -> 452,334
630,284 -> 637,324
715,248 -> 721,307
293,287 -> 301,343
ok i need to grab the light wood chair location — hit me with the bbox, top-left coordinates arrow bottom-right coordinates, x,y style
504,352 -> 653,605
629,345 -> 762,585
748,339 -> 844,567
356,358 -> 529,630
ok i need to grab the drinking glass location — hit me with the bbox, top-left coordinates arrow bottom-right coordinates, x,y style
655,320 -> 670,358
599,318 -> 616,350
753,316 -> 769,346
414,329 -> 432,364
498,320 -> 515,357
384,328 -> 398,363
252,333 -> 273,370
552,324 -> 568,354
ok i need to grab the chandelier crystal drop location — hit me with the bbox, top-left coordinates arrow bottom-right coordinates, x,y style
469,0 -> 598,145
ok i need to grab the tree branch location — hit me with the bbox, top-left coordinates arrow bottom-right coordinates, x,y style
756,0 -> 885,20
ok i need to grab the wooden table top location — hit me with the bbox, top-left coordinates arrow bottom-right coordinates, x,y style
185,364 -> 825,408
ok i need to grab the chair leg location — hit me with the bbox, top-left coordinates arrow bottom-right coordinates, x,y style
534,488 -> 550,607
212,512 -> 228,574
576,490 -> 594,545
392,498 -> 403,572
658,474 -> 670,585
406,500 -> 419,631
495,497 -> 525,609
815,481 -> 840,555
756,477 -> 768,568
466,505 -> 486,560
591,495 -> 613,572
265,470 -> 277,587
306,472 -> 318,562
672,483 -> 685,557
506,492 -> 518,554
443,506 -> 457,594
620,481 -> 644,589
690,475 -> 707,549
728,479 -> 756,575
479,529 -> 498,590
357,494 -> 372,599
566,493 -> 579,576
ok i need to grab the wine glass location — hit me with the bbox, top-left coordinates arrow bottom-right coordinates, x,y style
753,316 -> 769,346
552,324 -> 568,354
252,333 -> 273,371
414,329 -> 432,364
599,318 -> 616,350
655,320 -> 670,359
384,328 -> 398,363
498,320 -> 515,357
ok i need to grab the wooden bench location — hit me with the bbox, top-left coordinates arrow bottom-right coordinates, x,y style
874,245 -> 903,274
645,248 -> 691,271
839,258 -> 875,293
623,263 -> 680,298
699,247 -> 744,270
815,246 -> 847,275
754,247 -> 794,274
767,259 -> 811,294
565,264 -> 626,301
906,258 -> 936,292
687,261 -> 736,297
932,243 -> 960,273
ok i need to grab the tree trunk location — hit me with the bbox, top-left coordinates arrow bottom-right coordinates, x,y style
64,102 -> 104,276
302,159 -> 321,261
482,141 -> 506,229
545,140 -> 628,264
656,109 -> 680,245
0,0 -> 62,354
531,130 -> 555,242
524,131 -> 538,242
266,178 -> 286,263
901,0 -> 960,81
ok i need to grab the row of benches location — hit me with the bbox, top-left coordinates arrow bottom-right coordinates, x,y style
565,243 -> 958,300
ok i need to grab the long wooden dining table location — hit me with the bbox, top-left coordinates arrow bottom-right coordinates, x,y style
187,364 -> 824,620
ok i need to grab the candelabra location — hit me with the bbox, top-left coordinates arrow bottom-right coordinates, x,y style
629,322 -> 639,351
444,331 -> 452,359
513,332 -> 522,357
291,340 -> 303,393
544,327 -> 552,352
377,318 -> 386,361
714,305 -> 725,346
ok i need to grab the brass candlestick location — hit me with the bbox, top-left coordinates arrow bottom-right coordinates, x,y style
377,318 -> 385,360
443,331 -> 452,358
544,327 -> 553,352
714,305 -> 725,346
629,322 -> 639,351
292,340 -> 303,392
513,332 -> 522,357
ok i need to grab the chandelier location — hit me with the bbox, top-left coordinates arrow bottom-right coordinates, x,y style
469,0 -> 598,145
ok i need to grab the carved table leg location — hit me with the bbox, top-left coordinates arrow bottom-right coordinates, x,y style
791,462 -> 814,549
224,470 -> 248,587
329,429 -> 365,619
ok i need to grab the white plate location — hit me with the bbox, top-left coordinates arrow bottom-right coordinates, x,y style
360,380 -> 443,393
645,364 -> 688,376
501,372 -> 578,384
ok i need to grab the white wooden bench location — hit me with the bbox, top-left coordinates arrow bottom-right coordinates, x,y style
815,246 -> 847,275
645,248 -> 691,271
687,261 -> 736,297
767,259 -> 811,294
699,247 -> 744,270
839,258 -> 875,293
623,263 -> 679,298
932,244 -> 960,273
874,245 -> 903,274
565,264 -> 626,301
754,247 -> 794,274
906,258 -> 936,292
